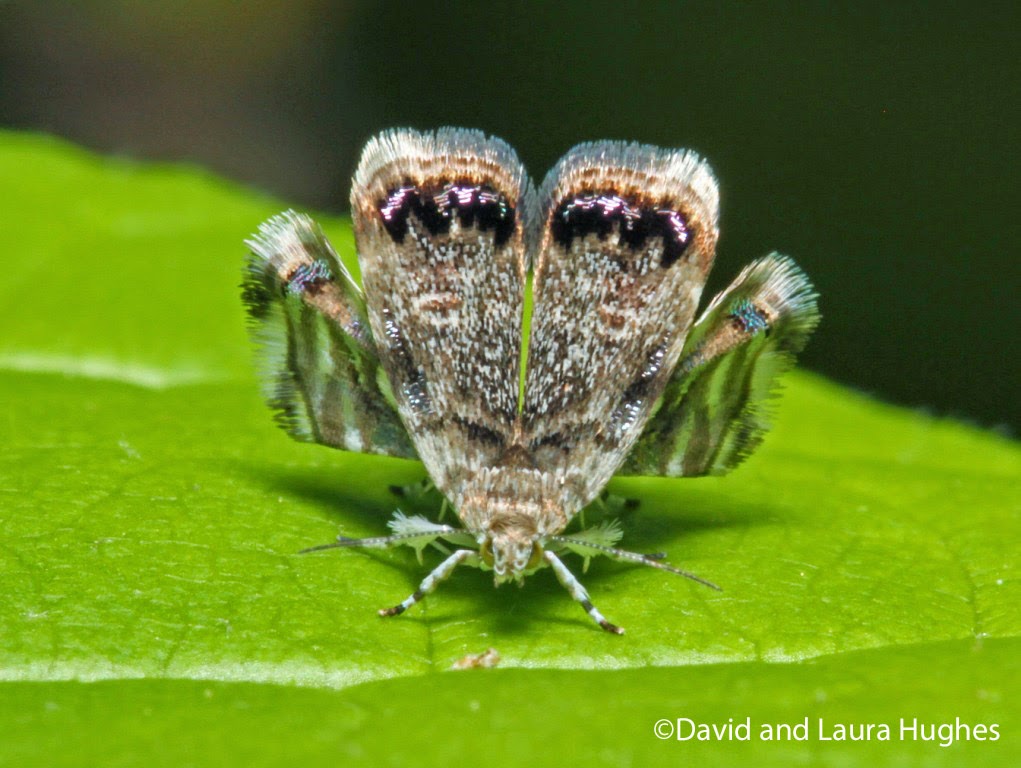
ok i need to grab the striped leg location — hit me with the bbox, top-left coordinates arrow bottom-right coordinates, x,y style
544,551 -> 623,635
380,549 -> 481,617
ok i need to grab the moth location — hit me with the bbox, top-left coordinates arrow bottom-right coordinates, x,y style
243,128 -> 819,633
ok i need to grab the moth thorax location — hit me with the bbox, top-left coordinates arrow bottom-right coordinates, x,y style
479,510 -> 544,584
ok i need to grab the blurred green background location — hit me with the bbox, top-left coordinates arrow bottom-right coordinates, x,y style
1,0 -> 1017,430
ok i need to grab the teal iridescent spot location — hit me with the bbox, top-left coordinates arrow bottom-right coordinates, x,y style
730,299 -> 769,333
287,259 -> 332,295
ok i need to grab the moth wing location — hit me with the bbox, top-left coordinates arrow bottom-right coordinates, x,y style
243,211 -> 417,457
522,142 -> 721,514
350,128 -> 533,497
621,254 -> 819,477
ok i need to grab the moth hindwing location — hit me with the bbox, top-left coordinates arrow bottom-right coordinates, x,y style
245,127 -> 819,634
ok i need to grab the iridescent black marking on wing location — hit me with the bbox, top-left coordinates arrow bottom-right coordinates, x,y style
243,211 -> 417,458
522,141 -> 721,514
551,192 -> 692,268
621,254 -> 819,477
379,182 -> 515,246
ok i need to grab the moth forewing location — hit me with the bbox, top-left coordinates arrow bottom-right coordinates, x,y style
348,128 -> 533,506
522,141 -> 722,512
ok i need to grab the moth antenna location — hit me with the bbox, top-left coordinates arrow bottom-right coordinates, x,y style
299,526 -> 464,554
548,535 -> 721,591
297,539 -> 356,554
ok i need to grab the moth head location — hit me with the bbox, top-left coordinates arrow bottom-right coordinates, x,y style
479,511 -> 544,584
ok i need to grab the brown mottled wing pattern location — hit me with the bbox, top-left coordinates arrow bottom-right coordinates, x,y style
621,254 -> 820,476
522,143 -> 721,514
350,128 -> 533,497
243,211 -> 417,457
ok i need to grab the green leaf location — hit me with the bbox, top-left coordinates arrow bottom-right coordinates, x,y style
2,131 -> 1018,766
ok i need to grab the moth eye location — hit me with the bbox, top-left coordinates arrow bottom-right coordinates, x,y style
550,191 -> 693,268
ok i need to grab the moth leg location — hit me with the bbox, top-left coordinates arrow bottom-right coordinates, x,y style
388,479 -> 452,521
544,551 -> 623,635
428,539 -> 453,557
388,477 -> 434,501
380,549 -> 481,617
594,491 -> 641,516
580,493 -> 640,531
437,497 -> 451,522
